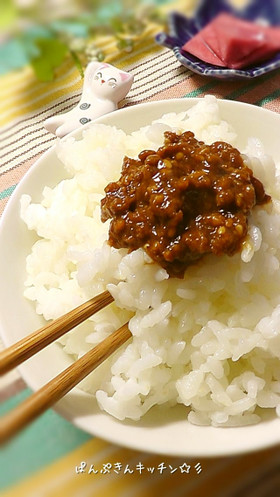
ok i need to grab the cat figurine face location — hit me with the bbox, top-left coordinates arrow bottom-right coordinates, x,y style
88,63 -> 133,103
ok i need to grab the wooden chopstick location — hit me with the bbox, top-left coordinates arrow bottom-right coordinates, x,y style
0,322 -> 131,445
0,289 -> 114,376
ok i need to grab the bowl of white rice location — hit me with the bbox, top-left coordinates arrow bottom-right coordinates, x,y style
1,96 -> 280,457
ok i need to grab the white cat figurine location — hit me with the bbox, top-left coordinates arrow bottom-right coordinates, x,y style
44,62 -> 134,138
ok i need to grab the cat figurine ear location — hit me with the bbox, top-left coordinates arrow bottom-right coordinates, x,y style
44,62 -> 133,138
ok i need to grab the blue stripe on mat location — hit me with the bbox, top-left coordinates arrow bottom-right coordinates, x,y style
0,388 -> 91,490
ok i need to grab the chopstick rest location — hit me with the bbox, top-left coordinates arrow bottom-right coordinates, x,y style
44,62 -> 133,138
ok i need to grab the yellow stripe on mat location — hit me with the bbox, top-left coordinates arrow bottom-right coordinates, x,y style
0,59 -> 74,97
0,66 -> 35,93
0,66 -> 78,112
0,72 -> 82,125
0,80 -> 82,129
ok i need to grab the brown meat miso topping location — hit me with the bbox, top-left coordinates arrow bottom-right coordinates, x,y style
101,131 -> 270,277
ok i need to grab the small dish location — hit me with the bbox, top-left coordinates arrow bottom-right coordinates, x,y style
155,0 -> 280,80
1,99 -> 280,457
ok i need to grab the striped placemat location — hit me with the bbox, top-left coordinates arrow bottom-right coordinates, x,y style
1,0 -> 280,495
1,389 -> 280,497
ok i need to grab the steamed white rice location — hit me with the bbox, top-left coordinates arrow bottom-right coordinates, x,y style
20,95 -> 280,426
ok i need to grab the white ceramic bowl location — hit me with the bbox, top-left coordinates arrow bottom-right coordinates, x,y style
1,98 -> 280,457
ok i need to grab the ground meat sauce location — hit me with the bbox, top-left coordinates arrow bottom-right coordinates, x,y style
101,131 -> 270,277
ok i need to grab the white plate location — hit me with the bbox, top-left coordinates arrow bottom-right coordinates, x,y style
1,98 -> 280,457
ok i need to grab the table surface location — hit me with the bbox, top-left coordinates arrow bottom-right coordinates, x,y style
1,1 -> 280,496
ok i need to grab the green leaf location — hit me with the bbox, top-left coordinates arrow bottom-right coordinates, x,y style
31,38 -> 68,82
110,16 -> 125,33
70,50 -> 84,78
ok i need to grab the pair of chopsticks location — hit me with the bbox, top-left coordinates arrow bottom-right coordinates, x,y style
0,290 -> 132,445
